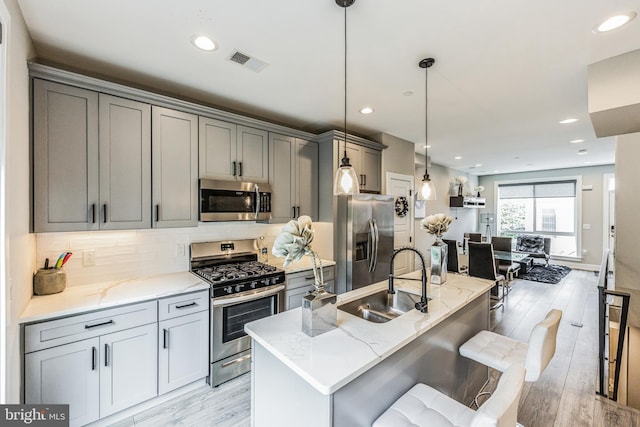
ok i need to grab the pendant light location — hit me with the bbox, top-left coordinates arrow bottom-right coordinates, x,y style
333,0 -> 360,196
417,57 -> 436,201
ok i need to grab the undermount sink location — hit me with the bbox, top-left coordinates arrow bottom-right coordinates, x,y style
338,289 -> 425,323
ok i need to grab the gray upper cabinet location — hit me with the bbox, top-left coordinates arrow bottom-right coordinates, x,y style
199,117 -> 268,183
152,107 -> 198,228
99,94 -> 151,230
33,79 -> 100,232
34,81 -> 151,232
361,145 -> 382,193
269,133 -> 318,222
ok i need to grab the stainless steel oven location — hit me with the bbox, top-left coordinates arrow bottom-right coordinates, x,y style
199,179 -> 272,222
191,240 -> 285,387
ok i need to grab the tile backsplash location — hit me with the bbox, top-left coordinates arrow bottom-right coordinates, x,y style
37,221 -> 334,287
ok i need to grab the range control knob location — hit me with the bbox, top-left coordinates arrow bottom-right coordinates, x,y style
271,277 -> 278,285
262,279 -> 270,286
250,281 -> 257,289
224,286 -> 233,294
235,284 -> 243,292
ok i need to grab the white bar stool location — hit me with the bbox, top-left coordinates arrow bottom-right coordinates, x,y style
372,364 -> 526,427
459,309 -> 562,407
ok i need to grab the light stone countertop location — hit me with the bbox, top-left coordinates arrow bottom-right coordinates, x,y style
267,256 -> 336,274
20,272 -> 209,324
245,271 -> 493,395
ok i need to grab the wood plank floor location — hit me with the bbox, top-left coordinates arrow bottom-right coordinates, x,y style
108,269 -> 640,426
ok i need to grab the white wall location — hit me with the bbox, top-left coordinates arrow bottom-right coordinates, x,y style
1,0 -> 36,403
413,156 -> 478,266
479,164 -> 614,267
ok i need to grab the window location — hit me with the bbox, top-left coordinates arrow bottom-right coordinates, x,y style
497,179 -> 579,257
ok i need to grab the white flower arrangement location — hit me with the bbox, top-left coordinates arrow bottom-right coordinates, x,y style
454,175 -> 468,185
474,186 -> 485,193
420,213 -> 454,236
272,215 -> 325,290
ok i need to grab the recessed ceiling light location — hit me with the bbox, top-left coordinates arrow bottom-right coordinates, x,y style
359,107 -> 374,114
560,118 -> 579,124
526,163 -> 533,166
475,163 -> 482,167
454,156 -> 462,160
570,139 -> 584,144
584,161 -> 592,165
403,91 -> 414,96
493,170 -> 500,173
514,156 -> 521,160
593,12 -> 637,33
423,145 -> 431,149
578,149 -> 588,155
191,35 -> 217,51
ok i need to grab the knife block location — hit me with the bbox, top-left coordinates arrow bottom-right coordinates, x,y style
33,268 -> 67,295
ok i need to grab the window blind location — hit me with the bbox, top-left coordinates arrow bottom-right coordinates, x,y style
499,181 -> 576,199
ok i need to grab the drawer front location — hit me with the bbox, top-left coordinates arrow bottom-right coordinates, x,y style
286,266 -> 335,290
285,280 -> 335,311
25,301 -> 157,353
158,290 -> 209,321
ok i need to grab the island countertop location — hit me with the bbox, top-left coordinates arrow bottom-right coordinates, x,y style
245,271 -> 493,395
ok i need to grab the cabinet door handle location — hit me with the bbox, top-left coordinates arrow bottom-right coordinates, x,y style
239,162 -> 243,177
163,329 -> 168,349
292,207 -> 296,219
103,204 -> 108,223
92,346 -> 97,370
232,161 -> 237,176
304,276 -> 316,280
363,175 -> 367,186
176,302 -> 197,309
91,204 -> 96,223
156,205 -> 160,222
85,320 -> 114,329
104,343 -> 109,367
296,207 -> 300,218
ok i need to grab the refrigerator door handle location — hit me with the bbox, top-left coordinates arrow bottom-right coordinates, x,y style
372,219 -> 379,273
368,219 -> 375,273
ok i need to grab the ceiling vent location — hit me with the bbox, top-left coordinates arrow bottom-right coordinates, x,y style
228,50 -> 269,72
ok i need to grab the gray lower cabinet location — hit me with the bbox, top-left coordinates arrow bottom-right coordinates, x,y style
269,133 -> 318,222
199,117 -> 269,183
158,292 -> 209,394
151,107 -> 199,228
285,266 -> 335,310
99,324 -> 158,417
25,338 -> 100,426
24,292 -> 210,426
34,80 -> 152,232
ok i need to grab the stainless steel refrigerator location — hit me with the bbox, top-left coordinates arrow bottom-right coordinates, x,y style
334,194 -> 394,294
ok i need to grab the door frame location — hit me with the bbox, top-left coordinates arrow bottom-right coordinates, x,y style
603,173 -> 615,270
0,0 -> 10,403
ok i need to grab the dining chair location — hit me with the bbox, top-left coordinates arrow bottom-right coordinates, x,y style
491,236 -> 521,281
459,309 -> 562,406
464,232 -> 482,242
372,364 -> 526,427
468,242 -> 506,310
443,238 -> 465,274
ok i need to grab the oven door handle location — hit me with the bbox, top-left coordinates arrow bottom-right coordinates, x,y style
212,284 -> 284,307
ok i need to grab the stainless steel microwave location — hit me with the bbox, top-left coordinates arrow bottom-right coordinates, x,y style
200,179 -> 272,222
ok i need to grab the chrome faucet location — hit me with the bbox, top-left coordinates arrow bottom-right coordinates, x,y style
389,247 -> 429,313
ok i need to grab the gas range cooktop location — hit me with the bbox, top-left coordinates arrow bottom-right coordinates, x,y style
190,240 -> 285,298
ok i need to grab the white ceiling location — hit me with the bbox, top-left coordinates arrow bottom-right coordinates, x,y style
16,0 -> 640,175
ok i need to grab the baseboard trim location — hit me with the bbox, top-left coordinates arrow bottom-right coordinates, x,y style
551,260 -> 599,272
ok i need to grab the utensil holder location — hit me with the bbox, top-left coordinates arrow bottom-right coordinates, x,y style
33,268 -> 67,295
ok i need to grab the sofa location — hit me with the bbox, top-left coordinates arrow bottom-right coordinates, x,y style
515,234 -> 550,266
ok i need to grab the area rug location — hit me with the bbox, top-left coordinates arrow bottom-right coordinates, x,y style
518,264 -> 571,284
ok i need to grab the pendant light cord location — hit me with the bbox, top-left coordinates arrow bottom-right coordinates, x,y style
343,5 -> 348,159
424,61 -> 428,178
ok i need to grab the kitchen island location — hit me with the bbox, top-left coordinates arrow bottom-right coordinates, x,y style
245,271 -> 494,426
